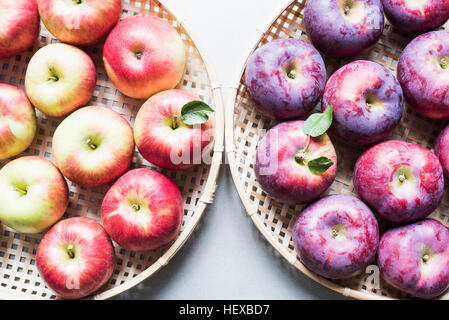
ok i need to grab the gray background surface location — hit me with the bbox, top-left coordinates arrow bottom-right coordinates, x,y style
118,0 -> 347,300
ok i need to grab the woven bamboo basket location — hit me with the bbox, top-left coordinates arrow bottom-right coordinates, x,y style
226,0 -> 449,300
0,0 -> 224,300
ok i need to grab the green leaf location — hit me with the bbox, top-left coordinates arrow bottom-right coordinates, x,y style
308,157 -> 334,175
302,103 -> 333,137
181,101 -> 214,125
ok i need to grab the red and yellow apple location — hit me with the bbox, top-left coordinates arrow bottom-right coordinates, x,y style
25,43 -> 97,117
0,84 -> 36,160
37,0 -> 122,46
0,156 -> 68,233
103,14 -> 186,99
36,217 -> 115,299
101,168 -> 183,252
134,89 -> 214,170
0,0 -> 40,59
52,106 -> 134,187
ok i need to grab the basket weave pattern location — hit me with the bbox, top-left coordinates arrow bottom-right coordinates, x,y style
0,0 -> 223,299
227,0 -> 449,299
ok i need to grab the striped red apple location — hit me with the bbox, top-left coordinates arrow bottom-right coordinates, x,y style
0,84 -> 36,160
36,217 -> 115,299
0,0 -> 40,59
103,14 -> 186,99
52,106 -> 134,187
37,0 -> 122,46
101,168 -> 183,252
134,89 -> 215,170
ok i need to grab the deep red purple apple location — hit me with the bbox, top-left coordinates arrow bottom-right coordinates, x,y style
304,0 -> 384,58
397,30 -> 449,119
254,121 -> 337,205
244,38 -> 326,120
435,124 -> 449,178
101,168 -> 183,252
322,60 -> 404,146
378,219 -> 449,299
382,0 -> 449,34
354,140 -> 444,223
293,194 -> 379,279
36,217 -> 115,299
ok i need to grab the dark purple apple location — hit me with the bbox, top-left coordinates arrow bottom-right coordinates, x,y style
254,121 -> 337,205
382,0 -> 449,34
293,194 -> 379,279
378,219 -> 449,299
354,140 -> 444,223
435,123 -> 449,178
244,38 -> 326,120
397,30 -> 449,119
322,60 -> 404,146
304,0 -> 384,59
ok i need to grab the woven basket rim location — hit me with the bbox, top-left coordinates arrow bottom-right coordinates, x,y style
0,0 -> 224,300
225,0 -> 394,301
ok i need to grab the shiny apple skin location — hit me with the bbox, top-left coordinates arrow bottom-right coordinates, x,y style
25,43 -> 97,117
52,106 -> 134,187
435,124 -> 449,178
0,156 -> 68,234
293,194 -> 379,279
378,219 -> 449,299
0,0 -> 40,59
254,121 -> 337,205
354,140 -> 444,223
0,84 -> 36,160
382,0 -> 449,34
36,217 -> 115,299
397,30 -> 449,119
304,0 -> 384,59
37,0 -> 122,46
134,89 -> 214,170
101,168 -> 183,252
244,38 -> 326,120
322,60 -> 404,146
103,14 -> 186,99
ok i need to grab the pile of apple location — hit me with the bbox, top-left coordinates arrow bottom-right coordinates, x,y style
247,0 -> 449,299
0,0 -> 214,299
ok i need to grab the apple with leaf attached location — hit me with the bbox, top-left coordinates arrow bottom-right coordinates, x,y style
254,105 -> 337,205
134,89 -> 215,170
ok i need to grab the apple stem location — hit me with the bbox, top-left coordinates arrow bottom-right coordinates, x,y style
86,138 -> 97,150
14,186 -> 27,196
422,254 -> 430,263
171,116 -> 179,130
366,102 -> 373,112
132,204 -> 140,212
287,69 -> 297,80
135,52 -> 143,60
331,229 -> 338,238
441,57 -> 448,70
67,245 -> 75,259
344,6 -> 350,15
398,174 -> 406,183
